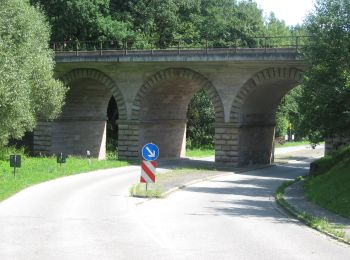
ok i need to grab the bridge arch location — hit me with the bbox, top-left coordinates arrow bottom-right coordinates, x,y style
61,69 -> 127,120
130,68 -> 224,159
46,68 -> 127,159
230,67 -> 304,165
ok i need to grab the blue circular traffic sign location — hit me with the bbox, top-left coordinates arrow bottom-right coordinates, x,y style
142,143 -> 160,161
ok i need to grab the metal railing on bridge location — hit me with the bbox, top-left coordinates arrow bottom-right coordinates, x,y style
53,36 -> 310,57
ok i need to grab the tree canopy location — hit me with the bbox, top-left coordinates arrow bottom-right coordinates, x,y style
30,0 -> 297,48
299,0 -> 350,143
0,0 -> 67,146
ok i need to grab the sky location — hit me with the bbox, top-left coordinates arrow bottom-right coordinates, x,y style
254,0 -> 315,26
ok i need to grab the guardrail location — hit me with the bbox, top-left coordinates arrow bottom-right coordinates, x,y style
53,36 -> 310,57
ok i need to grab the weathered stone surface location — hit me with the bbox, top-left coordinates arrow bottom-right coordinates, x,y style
33,52 -> 305,165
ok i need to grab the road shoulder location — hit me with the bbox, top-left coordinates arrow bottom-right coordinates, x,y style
279,179 -> 350,244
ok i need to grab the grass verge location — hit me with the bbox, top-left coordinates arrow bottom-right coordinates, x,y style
275,177 -> 348,243
186,148 -> 214,157
0,156 -> 130,202
305,145 -> 350,218
129,183 -> 163,198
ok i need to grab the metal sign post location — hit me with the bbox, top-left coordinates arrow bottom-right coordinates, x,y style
10,155 -> 21,179
56,153 -> 67,167
87,150 -> 91,165
140,143 -> 160,191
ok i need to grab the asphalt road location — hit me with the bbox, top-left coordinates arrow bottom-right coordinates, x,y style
1,150 -> 350,259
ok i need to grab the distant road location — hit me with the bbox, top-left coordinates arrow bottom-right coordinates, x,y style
1,145 -> 349,260
196,143 -> 325,162
275,143 -> 325,155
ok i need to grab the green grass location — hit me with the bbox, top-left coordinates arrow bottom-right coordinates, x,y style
304,146 -> 350,219
129,183 -> 163,198
186,148 -> 214,157
0,155 -> 130,201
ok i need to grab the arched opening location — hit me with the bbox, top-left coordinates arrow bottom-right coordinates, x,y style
186,89 -> 215,152
275,85 -> 303,143
106,97 -> 119,158
231,68 -> 303,165
133,68 -> 224,160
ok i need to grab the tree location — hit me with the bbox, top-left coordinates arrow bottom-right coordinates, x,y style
299,0 -> 350,144
264,13 -> 293,47
0,0 -> 67,146
275,86 -> 303,139
187,89 -> 215,149
30,0 -> 132,45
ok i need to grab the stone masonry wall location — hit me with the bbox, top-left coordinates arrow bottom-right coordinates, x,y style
33,122 -> 52,155
215,124 -> 239,165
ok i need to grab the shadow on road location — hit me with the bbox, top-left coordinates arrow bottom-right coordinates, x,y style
183,163 -> 309,223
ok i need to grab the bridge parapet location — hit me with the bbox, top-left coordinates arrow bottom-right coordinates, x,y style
53,36 -> 309,62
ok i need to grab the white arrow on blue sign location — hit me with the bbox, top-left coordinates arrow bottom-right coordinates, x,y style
142,143 -> 160,161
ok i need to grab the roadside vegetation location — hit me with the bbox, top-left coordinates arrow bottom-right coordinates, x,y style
0,147 -> 129,202
276,177 -> 347,242
304,145 -> 350,219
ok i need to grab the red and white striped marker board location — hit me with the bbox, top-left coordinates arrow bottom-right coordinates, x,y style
140,160 -> 157,183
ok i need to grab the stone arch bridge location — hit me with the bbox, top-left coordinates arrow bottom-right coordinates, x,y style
34,47 -> 305,166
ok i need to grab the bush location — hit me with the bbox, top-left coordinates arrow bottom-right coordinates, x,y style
0,146 -> 27,161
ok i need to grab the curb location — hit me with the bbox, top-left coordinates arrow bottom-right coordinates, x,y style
132,164 -> 275,200
161,164 -> 275,197
275,179 -> 350,245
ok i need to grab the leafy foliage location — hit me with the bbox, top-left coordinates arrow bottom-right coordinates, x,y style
0,0 -> 67,146
30,0 -> 132,46
30,0 -> 296,49
187,89 -> 215,149
275,86 -> 303,139
299,0 -> 350,143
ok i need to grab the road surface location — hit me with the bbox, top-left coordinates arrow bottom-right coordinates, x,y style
0,147 -> 349,259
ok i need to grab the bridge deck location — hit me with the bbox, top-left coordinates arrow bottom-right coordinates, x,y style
55,47 -> 303,63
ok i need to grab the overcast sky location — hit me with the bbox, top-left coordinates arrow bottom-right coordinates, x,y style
254,0 -> 315,26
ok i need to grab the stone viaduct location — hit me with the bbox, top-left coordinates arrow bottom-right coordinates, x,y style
34,47 -> 305,166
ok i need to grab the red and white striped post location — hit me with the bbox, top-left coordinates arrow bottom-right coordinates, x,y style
140,161 -> 157,190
